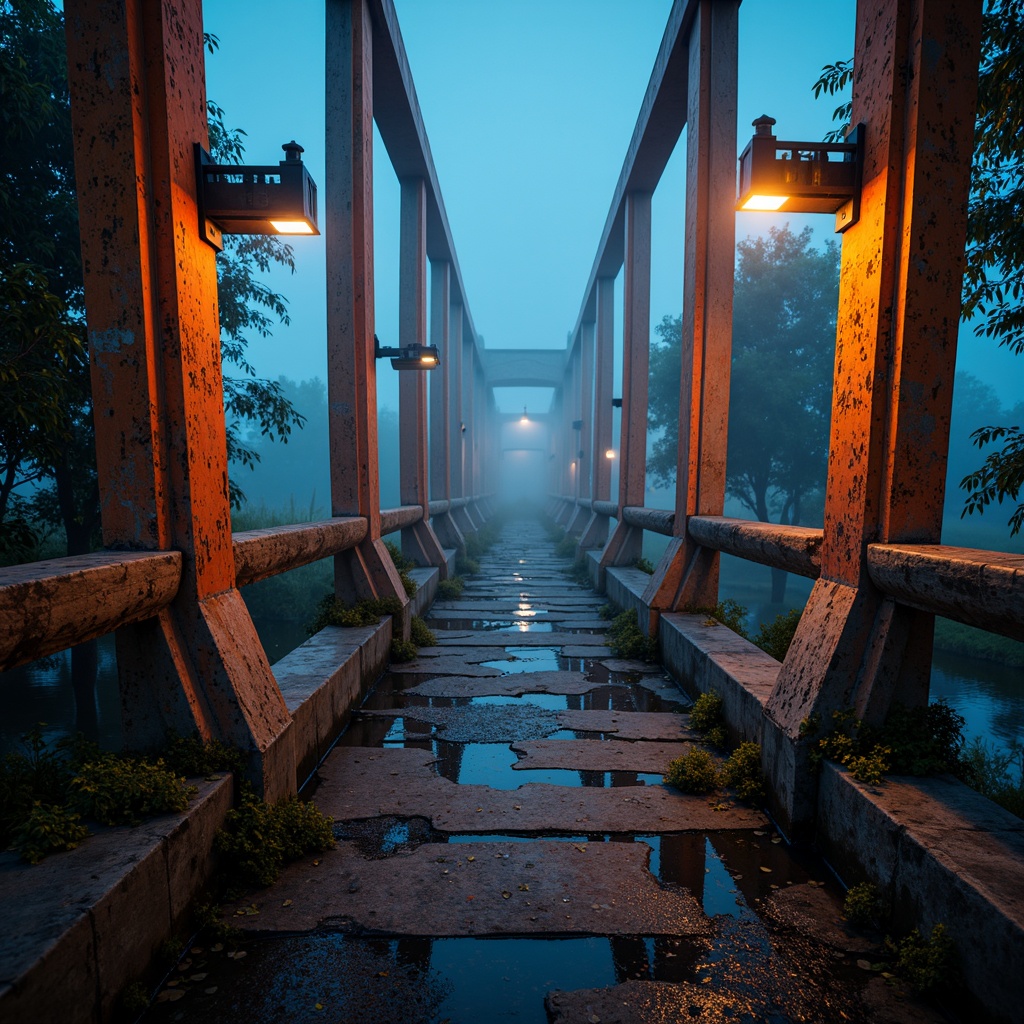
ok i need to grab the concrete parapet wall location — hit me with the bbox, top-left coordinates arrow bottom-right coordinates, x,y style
408,566 -> 440,617
604,567 -> 653,623
658,612 -> 778,743
0,776 -> 232,1024
817,765 -> 1024,1024
273,620 -> 393,787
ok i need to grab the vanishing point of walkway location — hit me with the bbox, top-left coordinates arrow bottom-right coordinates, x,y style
143,518 -> 949,1024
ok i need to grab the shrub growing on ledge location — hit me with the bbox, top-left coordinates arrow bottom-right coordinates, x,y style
216,788 -> 335,888
68,756 -> 196,826
12,802 -> 90,864
843,881 -> 884,929
719,741 -> 765,802
688,691 -> 727,748
665,749 -> 719,794
437,576 -> 465,600
605,610 -> 657,662
887,923 -> 956,994
306,594 -> 404,635
390,638 -> 418,662
634,557 -> 655,574
410,616 -> 437,647
685,598 -> 749,638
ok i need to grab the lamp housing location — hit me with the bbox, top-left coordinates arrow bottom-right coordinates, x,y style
737,116 -> 864,232
196,141 -> 319,251
374,335 -> 441,371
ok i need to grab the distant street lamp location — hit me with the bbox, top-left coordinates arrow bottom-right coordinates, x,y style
195,141 -> 319,251
520,406 -> 529,424
605,449 -> 616,460
736,115 -> 864,232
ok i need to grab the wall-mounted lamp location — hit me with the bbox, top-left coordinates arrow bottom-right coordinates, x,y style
374,335 -> 440,371
605,449 -> 617,460
195,141 -> 319,251
736,115 -> 864,233
520,406 -> 530,425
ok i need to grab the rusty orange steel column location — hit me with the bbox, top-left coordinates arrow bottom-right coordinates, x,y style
428,260 -> 462,554
645,0 -> 738,622
578,278 -> 615,551
600,192 -> 651,571
326,0 -> 408,618
763,0 -> 982,835
398,178 -> 446,568
65,0 -> 293,798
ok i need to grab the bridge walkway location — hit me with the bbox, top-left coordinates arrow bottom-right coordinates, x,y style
143,516 -> 948,1024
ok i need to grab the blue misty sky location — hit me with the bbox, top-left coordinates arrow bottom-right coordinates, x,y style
203,0 -> 1021,413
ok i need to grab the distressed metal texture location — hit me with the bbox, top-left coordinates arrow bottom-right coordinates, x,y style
65,0 -> 235,597
326,0 -> 381,531
0,551 -> 181,672
687,516 -> 823,579
867,543 -> 1024,641
379,506 -> 424,534
233,518 -> 368,588
820,0 -> 982,582
618,192 -> 652,510
622,506 -> 675,535
398,177 -> 429,510
428,260 -> 451,501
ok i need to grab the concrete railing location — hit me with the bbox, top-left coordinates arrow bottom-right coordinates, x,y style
0,495 -> 497,677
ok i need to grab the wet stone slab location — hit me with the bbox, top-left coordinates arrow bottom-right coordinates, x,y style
431,631 -> 607,647
315,748 -> 766,833
403,672 -> 597,697
388,655 -> 504,677
511,740 -> 691,774
230,839 -> 711,939
356,706 -> 701,743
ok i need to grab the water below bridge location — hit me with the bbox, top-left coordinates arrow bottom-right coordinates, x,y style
139,518 -> 963,1024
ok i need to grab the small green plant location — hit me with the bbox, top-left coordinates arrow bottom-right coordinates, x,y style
68,756 -> 196,826
457,553 -> 481,575
160,732 -> 246,777
719,741 -> 765,802
886,923 -> 955,993
605,610 -> 657,662
555,534 -> 578,559
597,604 -> 613,620
811,708 -> 891,784
384,540 -> 419,597
12,802 -> 90,863
306,593 -> 404,634
390,638 -> 418,662
689,691 -> 724,733
118,981 -> 151,1017
565,559 -> 592,587
437,576 -> 465,600
843,882 -> 884,928
634,557 -> 655,574
410,616 -> 437,647
685,598 -> 749,637
752,608 -> 802,661
665,749 -> 719,794
216,788 -> 335,888
872,701 -> 965,776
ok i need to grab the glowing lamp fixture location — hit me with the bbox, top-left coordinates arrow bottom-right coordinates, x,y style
196,141 -> 319,251
520,406 -> 529,424
374,335 -> 441,371
605,449 -> 616,460
736,115 -> 864,232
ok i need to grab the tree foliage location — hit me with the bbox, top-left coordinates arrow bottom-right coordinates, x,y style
813,0 -> 1024,534
648,226 -> 838,522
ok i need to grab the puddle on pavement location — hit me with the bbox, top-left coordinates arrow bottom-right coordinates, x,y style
480,647 -> 565,673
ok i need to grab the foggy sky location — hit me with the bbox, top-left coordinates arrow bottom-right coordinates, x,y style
203,0 -> 1021,416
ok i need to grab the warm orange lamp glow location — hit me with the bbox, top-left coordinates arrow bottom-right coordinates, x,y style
605,449 -> 616,460
269,220 -> 316,234
740,194 -> 788,211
